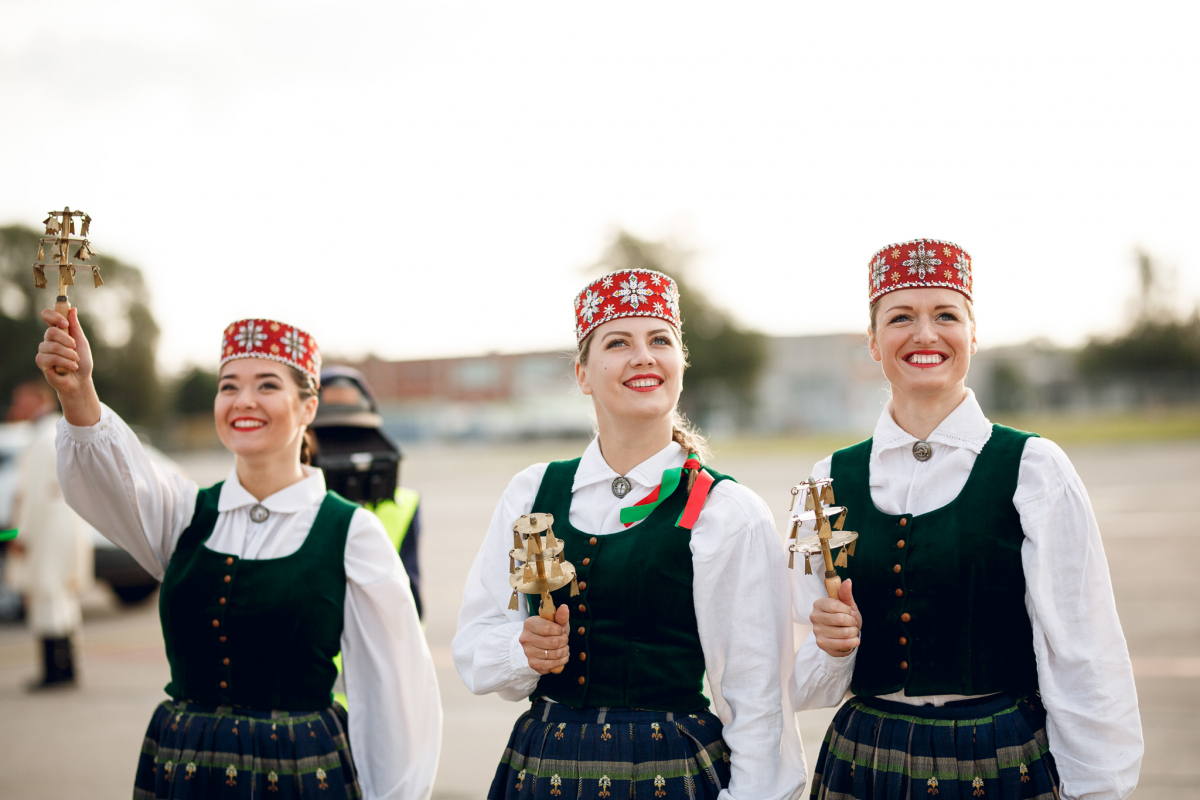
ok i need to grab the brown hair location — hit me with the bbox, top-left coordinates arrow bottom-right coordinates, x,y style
576,327 -> 711,486
288,367 -> 319,466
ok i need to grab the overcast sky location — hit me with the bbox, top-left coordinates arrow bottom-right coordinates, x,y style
2,2 -> 1197,372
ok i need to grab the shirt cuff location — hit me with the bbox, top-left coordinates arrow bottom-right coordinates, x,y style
508,628 -> 541,683
822,647 -> 858,676
58,403 -> 117,444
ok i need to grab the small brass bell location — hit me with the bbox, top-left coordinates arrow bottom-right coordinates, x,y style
43,215 -> 59,234
33,265 -> 47,289
91,265 -> 104,288
80,215 -> 91,237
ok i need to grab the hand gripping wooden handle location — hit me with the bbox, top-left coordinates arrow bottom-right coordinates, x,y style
49,295 -> 71,376
824,572 -> 842,600
539,593 -> 564,674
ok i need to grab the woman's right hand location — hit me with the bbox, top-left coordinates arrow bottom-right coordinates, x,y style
810,578 -> 862,657
520,604 -> 570,674
36,307 -> 102,427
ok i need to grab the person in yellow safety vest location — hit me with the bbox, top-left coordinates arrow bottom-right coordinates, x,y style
308,367 -> 423,709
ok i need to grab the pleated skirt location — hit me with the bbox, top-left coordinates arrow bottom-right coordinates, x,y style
133,699 -> 360,799
489,699 -> 732,800
809,693 -> 1060,799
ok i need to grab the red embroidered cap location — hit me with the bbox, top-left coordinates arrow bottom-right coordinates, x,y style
574,269 -> 681,344
868,238 -> 972,304
220,319 -> 321,383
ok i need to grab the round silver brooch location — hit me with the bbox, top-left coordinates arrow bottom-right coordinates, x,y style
611,476 -> 632,499
249,504 -> 270,523
912,441 -> 933,462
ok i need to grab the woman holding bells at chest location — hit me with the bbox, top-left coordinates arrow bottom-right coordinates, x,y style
792,240 -> 1143,799
453,270 -> 807,800
36,310 -> 441,800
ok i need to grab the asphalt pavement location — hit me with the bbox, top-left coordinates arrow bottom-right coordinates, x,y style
1,438 -> 1196,798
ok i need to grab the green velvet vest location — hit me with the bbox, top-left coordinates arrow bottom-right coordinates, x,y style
529,458 -> 732,712
159,483 -> 356,710
829,425 -> 1041,697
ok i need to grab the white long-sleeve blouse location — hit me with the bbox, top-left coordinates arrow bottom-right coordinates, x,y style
790,390 -> 1143,800
453,438 -> 807,800
56,404 -> 442,800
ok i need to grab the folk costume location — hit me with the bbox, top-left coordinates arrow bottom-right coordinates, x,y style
453,270 -> 807,800
55,320 -> 442,800
792,241 -> 1143,799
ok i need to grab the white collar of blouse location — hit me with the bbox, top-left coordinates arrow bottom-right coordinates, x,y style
571,436 -> 685,494
872,388 -> 994,457
217,464 -> 327,513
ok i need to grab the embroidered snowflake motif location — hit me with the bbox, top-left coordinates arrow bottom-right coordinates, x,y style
654,775 -> 667,797
602,275 -> 614,289
654,301 -> 664,313
282,329 -> 307,359
943,246 -> 952,257
578,289 -> 605,324
870,254 -> 890,290
550,774 -> 563,795
954,252 -> 971,286
234,321 -> 267,351
903,242 -> 942,280
598,775 -> 612,797
972,776 -> 985,796
660,284 -> 680,318
651,274 -> 662,285
602,303 -> 616,319
613,275 -> 654,309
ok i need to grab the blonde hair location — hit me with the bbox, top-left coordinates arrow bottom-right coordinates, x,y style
576,328 -> 711,481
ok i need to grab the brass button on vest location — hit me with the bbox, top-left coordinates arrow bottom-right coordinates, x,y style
901,612 -> 911,622
219,636 -> 226,643
219,597 -> 226,605
220,680 -> 228,688
589,537 -> 597,545
212,619 -> 220,628
582,557 -> 590,566
899,637 -> 907,645
578,604 -> 587,613
225,557 -> 234,566
897,539 -> 906,548
224,575 -> 231,583
894,588 -> 904,597
578,581 -> 588,591
577,626 -> 585,635
223,657 -> 230,665
899,518 -> 907,527
899,661 -> 908,670
577,676 -> 585,685
893,564 -> 902,573
579,652 -> 586,661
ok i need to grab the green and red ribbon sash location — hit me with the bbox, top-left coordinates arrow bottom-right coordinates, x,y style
618,455 -> 716,530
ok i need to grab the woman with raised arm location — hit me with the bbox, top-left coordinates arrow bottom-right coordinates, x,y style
792,239 -> 1143,799
453,269 -> 806,800
36,310 -> 441,800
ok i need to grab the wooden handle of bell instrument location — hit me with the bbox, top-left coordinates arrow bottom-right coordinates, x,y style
539,593 -> 564,674
824,571 -> 842,599
50,296 -> 71,376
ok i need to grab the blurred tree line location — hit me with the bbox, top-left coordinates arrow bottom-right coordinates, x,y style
1079,249 -> 1200,377
0,225 -> 163,425
591,231 -> 767,429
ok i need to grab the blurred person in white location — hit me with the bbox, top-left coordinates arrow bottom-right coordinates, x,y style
792,239 -> 1142,799
36,310 -> 441,800
453,269 -> 806,800
6,379 -> 92,689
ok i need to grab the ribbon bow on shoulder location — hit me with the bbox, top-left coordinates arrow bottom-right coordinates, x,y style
618,455 -> 717,530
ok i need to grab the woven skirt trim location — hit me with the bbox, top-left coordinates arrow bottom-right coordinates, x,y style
490,700 -> 732,800
810,693 -> 1060,800
134,698 -> 361,799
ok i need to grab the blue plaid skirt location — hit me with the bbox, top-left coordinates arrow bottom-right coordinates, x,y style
489,700 -> 731,800
133,699 -> 360,799
810,693 -> 1060,799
